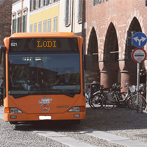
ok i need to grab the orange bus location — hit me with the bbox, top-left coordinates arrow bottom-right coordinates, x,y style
0,32 -> 91,124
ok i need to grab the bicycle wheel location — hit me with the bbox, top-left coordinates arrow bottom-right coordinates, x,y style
88,94 -> 103,109
127,96 -> 136,110
117,92 -> 127,107
128,94 -> 146,110
102,92 -> 116,109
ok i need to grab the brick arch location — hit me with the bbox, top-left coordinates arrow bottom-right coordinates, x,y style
124,10 -> 145,53
86,23 -> 99,54
125,17 -> 142,60
87,27 -> 98,58
120,16 -> 146,88
85,27 -> 100,86
103,22 -> 119,62
100,22 -> 119,87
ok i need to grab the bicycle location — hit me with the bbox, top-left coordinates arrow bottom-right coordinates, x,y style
128,83 -> 146,111
88,85 -> 105,109
102,83 -> 126,109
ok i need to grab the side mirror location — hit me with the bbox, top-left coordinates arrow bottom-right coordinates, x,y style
84,54 -> 92,70
0,46 -> 4,64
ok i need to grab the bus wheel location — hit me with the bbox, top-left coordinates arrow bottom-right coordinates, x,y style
9,121 -> 18,124
72,120 -> 81,125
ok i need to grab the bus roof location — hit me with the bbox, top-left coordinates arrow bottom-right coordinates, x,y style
10,32 -> 78,38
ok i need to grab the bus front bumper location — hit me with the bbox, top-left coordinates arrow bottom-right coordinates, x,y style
4,112 -> 85,122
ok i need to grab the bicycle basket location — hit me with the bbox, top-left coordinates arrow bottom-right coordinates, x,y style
129,85 -> 136,93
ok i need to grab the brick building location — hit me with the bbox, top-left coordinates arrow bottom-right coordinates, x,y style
0,0 -> 12,77
84,0 -> 147,90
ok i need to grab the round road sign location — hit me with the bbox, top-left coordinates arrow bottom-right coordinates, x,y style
131,48 -> 147,63
132,32 -> 147,47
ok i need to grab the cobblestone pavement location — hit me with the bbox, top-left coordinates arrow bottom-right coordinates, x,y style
0,118 -> 69,147
1,105 -> 147,147
82,104 -> 147,143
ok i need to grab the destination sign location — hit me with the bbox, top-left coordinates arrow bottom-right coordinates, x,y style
9,38 -> 79,52
37,41 -> 56,48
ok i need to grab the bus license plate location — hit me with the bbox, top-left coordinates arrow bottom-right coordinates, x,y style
39,116 -> 51,120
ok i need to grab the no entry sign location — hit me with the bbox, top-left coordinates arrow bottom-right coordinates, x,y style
131,48 -> 147,63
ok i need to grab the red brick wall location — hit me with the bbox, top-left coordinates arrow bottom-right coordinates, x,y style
85,0 -> 147,88
0,0 -> 12,77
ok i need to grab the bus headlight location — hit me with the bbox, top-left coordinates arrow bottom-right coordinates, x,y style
10,108 -> 22,113
68,106 -> 80,112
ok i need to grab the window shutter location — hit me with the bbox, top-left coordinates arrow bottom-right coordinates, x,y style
54,17 -> 57,32
14,19 -> 16,33
68,0 -> 71,25
45,0 -> 49,5
34,23 -> 36,32
23,15 -> 27,32
12,19 -> 14,33
30,24 -> 32,32
30,0 -> 31,11
43,20 -> 46,32
47,18 -> 51,32
33,0 -> 36,9
77,0 -> 83,23
30,0 -> 34,11
17,17 -> 21,32
38,21 -> 42,32
77,0 -> 79,23
64,0 -> 67,26
22,15 -> 24,32
12,19 -> 16,33
39,0 -> 41,7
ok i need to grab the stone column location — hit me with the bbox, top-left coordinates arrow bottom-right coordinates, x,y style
120,70 -> 137,92
100,70 -> 118,88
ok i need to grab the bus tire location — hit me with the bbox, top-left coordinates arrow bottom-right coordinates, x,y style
72,120 -> 81,124
9,121 -> 18,124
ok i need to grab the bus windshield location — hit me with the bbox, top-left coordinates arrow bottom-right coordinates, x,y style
8,52 -> 81,98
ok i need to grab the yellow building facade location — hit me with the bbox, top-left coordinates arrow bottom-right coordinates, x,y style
29,0 -> 60,33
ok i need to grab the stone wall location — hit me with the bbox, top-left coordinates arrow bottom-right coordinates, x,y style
0,0 -> 12,77
85,0 -> 147,89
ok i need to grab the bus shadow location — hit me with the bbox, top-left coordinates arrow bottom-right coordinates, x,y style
14,120 -> 83,131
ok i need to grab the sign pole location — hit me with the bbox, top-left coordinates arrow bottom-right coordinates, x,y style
137,63 -> 141,112
132,32 -> 147,113
131,48 -> 147,113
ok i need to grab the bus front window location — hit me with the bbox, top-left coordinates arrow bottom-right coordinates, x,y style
8,52 -> 81,97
